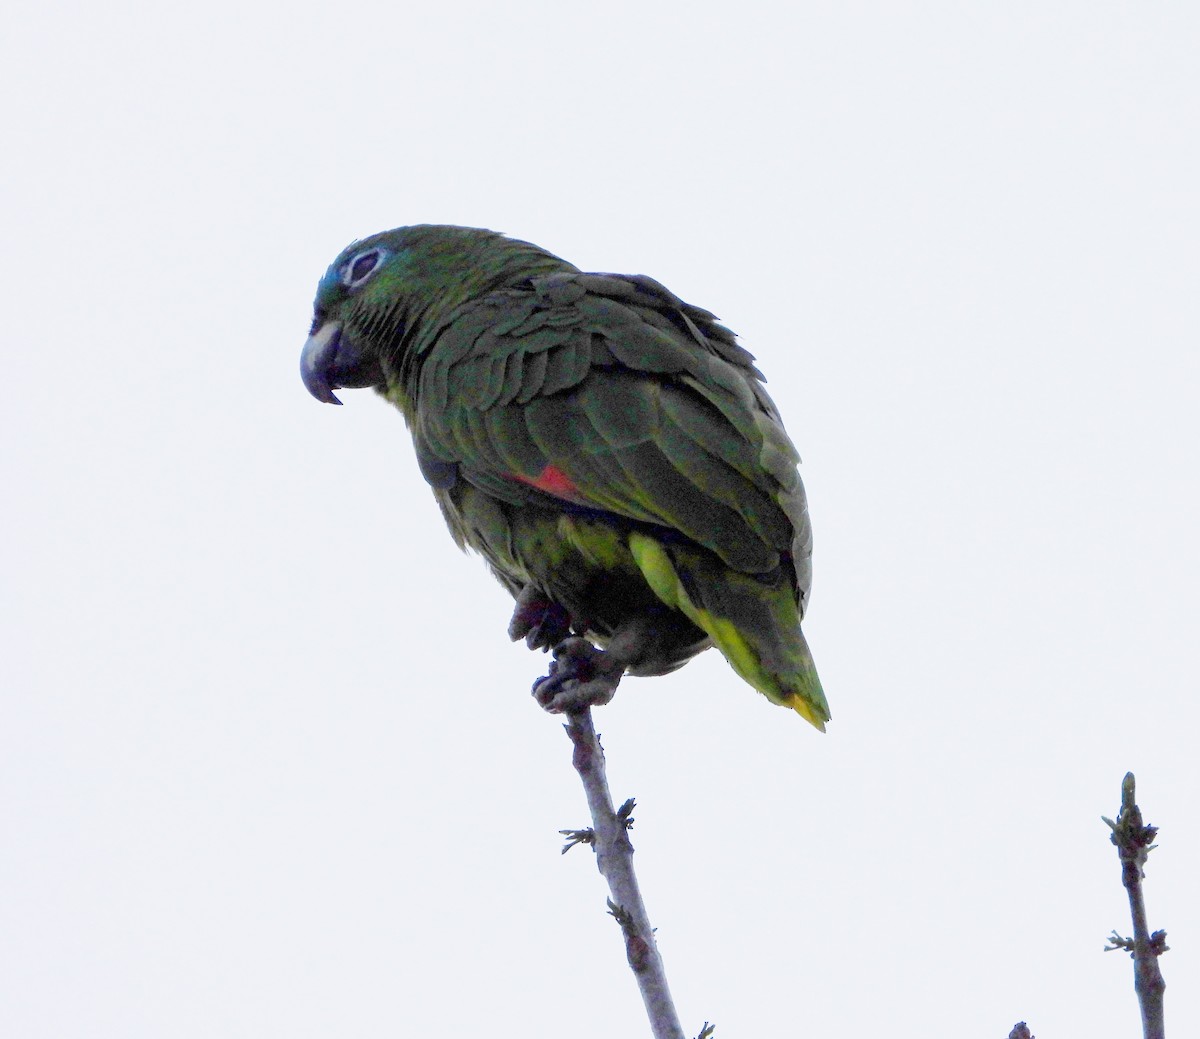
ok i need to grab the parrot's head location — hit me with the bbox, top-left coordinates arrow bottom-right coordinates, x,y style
301,224 -> 570,406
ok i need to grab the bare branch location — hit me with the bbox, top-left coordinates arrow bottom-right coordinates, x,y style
1104,772 -> 1168,1039
562,707 -> 688,1039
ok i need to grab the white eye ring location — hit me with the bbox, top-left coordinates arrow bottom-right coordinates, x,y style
342,248 -> 385,288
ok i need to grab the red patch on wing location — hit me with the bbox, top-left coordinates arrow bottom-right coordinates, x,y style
513,465 -> 579,499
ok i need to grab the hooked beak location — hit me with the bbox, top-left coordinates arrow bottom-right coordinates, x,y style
300,321 -> 345,404
300,321 -> 384,405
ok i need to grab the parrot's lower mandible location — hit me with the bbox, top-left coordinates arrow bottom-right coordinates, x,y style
301,225 -> 829,729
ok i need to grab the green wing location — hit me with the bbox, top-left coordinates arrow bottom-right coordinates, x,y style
411,271 -> 811,589
407,270 -> 827,726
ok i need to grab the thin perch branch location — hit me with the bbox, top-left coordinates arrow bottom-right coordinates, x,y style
1103,772 -> 1167,1039
563,707 -> 686,1039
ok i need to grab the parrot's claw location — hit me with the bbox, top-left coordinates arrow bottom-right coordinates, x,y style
508,588 -> 573,652
532,637 -> 624,713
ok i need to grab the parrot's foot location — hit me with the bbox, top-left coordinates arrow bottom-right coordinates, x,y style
532,637 -> 625,714
508,587 -> 572,652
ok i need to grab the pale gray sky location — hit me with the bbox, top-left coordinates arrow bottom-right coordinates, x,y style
3,2 -> 1197,1036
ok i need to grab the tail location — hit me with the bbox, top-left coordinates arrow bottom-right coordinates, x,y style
628,533 -> 831,730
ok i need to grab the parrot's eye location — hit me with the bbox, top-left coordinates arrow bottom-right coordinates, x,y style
342,248 -> 385,289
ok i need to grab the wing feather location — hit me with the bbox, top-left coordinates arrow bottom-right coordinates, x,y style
515,348 -> 549,404
415,273 -> 809,576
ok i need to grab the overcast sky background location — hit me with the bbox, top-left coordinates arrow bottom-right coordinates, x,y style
3,3 -> 1197,1036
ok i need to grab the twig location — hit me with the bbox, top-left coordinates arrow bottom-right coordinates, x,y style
1103,772 -> 1167,1039
562,707 -> 687,1039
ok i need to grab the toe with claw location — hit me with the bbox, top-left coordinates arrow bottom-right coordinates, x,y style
532,637 -> 626,713
508,587 -> 573,652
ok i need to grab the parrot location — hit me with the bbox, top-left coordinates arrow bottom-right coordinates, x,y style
300,225 -> 829,729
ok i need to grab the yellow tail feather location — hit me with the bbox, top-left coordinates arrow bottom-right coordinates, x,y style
627,533 -> 829,729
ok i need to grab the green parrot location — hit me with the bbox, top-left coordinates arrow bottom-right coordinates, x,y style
301,225 -> 829,729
